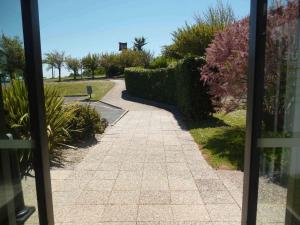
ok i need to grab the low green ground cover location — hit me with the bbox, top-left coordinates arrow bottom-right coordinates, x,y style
45,80 -> 114,100
188,110 -> 246,170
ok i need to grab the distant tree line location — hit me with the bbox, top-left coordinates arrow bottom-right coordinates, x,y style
0,34 -> 149,82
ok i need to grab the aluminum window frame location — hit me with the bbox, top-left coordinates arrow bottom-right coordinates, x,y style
20,0 -> 54,224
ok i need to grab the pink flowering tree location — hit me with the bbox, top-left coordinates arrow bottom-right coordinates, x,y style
201,18 -> 249,112
201,0 -> 299,118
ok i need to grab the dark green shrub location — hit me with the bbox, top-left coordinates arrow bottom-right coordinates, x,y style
125,67 -> 176,104
2,80 -> 76,174
120,49 -> 152,68
175,57 -> 214,119
67,104 -> 107,141
162,23 -> 218,59
149,56 -> 169,69
106,64 -> 124,77
100,50 -> 152,77
3,80 -> 75,153
125,57 -> 214,119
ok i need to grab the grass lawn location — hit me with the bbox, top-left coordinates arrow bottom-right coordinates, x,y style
45,80 -> 114,100
44,74 -> 106,82
188,110 -> 246,170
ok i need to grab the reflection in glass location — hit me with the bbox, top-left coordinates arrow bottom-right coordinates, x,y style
257,0 -> 300,224
0,0 -> 40,224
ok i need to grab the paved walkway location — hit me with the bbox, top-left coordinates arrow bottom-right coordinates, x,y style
52,79 -> 243,225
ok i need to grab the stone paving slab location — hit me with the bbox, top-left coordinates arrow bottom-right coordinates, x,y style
50,80 -> 245,224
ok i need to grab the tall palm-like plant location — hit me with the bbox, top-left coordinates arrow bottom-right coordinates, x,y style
52,50 -> 65,82
133,36 -> 147,51
2,80 -> 76,174
82,53 -> 100,79
43,52 -> 56,79
65,57 -> 80,80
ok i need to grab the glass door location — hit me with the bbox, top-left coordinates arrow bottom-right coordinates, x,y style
257,0 -> 300,223
243,0 -> 300,224
0,0 -> 54,224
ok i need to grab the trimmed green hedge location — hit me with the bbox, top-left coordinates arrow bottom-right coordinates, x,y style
125,57 -> 214,119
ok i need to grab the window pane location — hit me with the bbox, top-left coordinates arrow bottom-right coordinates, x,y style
257,0 -> 300,224
0,0 -> 40,224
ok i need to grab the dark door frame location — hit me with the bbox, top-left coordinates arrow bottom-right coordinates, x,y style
20,0 -> 54,224
18,0 -> 272,224
242,0 -> 268,224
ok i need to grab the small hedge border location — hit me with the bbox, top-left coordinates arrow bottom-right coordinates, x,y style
125,57 -> 214,120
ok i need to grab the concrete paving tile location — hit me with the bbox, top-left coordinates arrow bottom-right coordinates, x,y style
205,204 -> 241,222
168,178 -> 198,191
146,153 -> 166,162
53,206 -> 71,223
121,162 -> 144,171
85,179 -> 115,191
165,152 -> 185,163
118,170 -> 143,179
174,222 -> 213,225
195,179 -> 226,192
98,223 -> 137,225
52,191 -> 80,206
191,169 -> 219,180
109,191 -> 140,204
101,205 -> 138,222
200,190 -> 235,204
143,169 -> 168,178
137,205 -> 173,221
213,223 -> 241,225
141,177 -> 169,191
76,161 -> 101,171
140,191 -> 171,204
94,170 -> 119,180
66,204 -> 105,223
114,177 -> 141,190
167,170 -> 193,179
164,145 -> 182,151
51,179 -> 88,192
172,205 -> 210,221
72,170 -> 96,180
98,162 -> 123,170
76,191 -> 110,204
51,170 -> 74,180
171,191 -> 203,205
144,163 -> 167,171
167,163 -> 190,172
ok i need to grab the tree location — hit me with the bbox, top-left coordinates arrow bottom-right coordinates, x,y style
52,51 -> 65,82
201,0 -> 299,121
43,52 -> 56,79
201,18 -> 249,112
0,34 -> 25,80
195,0 -> 236,28
162,0 -> 235,59
133,36 -> 147,51
82,53 -> 100,79
79,59 -> 84,79
162,23 -> 218,59
65,57 -> 80,80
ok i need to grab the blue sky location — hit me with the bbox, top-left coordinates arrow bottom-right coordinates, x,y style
0,0 -> 250,76
39,0 -> 250,58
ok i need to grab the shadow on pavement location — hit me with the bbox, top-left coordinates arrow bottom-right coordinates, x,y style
121,90 -> 188,130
